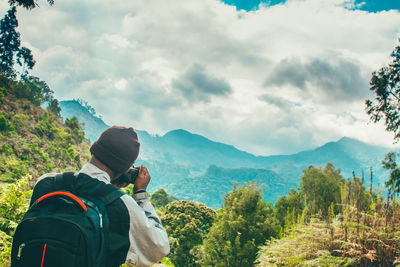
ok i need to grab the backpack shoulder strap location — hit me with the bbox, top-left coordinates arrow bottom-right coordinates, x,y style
101,189 -> 125,206
53,172 -> 76,192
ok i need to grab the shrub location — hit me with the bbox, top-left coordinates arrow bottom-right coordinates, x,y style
0,156 -> 28,182
35,115 -> 58,139
0,113 -> 14,133
0,176 -> 32,265
12,114 -> 29,133
161,200 -> 216,267
200,182 -> 280,267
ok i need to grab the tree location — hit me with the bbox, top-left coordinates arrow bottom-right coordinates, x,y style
8,0 -> 54,10
65,116 -> 85,143
366,40 -> 400,141
47,98 -> 61,117
160,200 -> 216,267
0,7 -> 20,79
16,46 -> 35,79
199,182 -> 280,267
364,40 -> 400,199
150,189 -> 178,208
274,188 -> 304,227
0,7 -> 35,79
300,163 -> 344,217
382,152 -> 400,198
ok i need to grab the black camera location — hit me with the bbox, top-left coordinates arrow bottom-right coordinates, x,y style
113,167 -> 140,185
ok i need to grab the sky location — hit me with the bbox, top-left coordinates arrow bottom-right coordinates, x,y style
222,0 -> 400,12
1,0 -> 400,156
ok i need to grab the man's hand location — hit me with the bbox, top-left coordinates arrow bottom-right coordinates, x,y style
134,165 -> 151,191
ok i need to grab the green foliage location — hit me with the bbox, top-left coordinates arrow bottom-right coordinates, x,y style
8,0 -> 54,10
0,75 -> 90,182
159,257 -> 175,266
365,39 -> 400,141
256,219 -> 359,267
200,182 -> 280,267
35,113 -> 58,139
47,98 -> 61,117
12,114 -> 29,132
16,46 -> 35,79
161,200 -> 216,267
0,112 -> 10,132
121,256 -> 175,267
151,189 -> 178,208
345,176 -> 370,212
258,161 -> 400,267
0,73 -> 61,118
382,152 -> 400,197
274,188 -> 304,226
0,7 -> 20,79
0,176 -> 32,265
0,86 -> 7,97
0,8 -> 35,79
0,155 -> 27,182
300,163 -> 344,218
65,116 -> 85,143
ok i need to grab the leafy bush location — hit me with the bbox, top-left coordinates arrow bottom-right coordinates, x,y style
65,116 -> 85,143
35,114 -> 58,139
0,176 -> 32,265
151,189 -> 178,208
300,163 -> 344,217
0,113 -> 7,132
0,87 -> 7,104
199,182 -> 280,267
0,156 -> 27,182
0,112 -> 15,133
12,114 -> 29,133
256,219 -> 359,267
161,200 -> 216,267
274,188 -> 305,227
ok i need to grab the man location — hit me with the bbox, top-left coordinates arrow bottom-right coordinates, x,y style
29,126 -> 170,266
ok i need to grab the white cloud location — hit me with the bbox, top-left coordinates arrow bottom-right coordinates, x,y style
7,0 -> 400,155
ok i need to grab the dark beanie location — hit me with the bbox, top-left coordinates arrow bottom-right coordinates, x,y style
90,126 -> 140,173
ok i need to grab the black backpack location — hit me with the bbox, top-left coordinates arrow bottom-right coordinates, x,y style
10,172 -> 125,267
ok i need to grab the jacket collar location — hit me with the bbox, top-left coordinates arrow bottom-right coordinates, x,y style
78,162 -> 111,184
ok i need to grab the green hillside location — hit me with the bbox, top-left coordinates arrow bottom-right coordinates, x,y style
0,76 -> 90,183
164,165 -> 289,209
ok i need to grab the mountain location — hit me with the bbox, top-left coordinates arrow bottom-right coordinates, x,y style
59,100 -> 108,142
258,137 -> 391,187
59,100 -> 394,208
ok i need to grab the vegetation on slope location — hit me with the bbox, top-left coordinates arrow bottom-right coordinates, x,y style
257,166 -> 400,266
0,177 -> 31,265
0,74 -> 90,182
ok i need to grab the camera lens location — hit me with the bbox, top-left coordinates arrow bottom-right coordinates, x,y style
127,168 -> 140,184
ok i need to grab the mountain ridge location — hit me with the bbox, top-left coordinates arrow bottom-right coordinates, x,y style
59,100 -> 394,207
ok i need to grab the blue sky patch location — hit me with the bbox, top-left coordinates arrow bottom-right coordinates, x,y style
220,0 -> 400,12
353,0 -> 400,12
220,0 -> 285,11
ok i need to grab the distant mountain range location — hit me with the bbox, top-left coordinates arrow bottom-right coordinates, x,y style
60,100 -> 394,208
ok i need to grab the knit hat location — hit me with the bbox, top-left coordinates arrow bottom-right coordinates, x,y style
90,126 -> 140,173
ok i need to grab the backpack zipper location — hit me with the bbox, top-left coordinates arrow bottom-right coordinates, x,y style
99,213 -> 103,228
17,243 -> 25,260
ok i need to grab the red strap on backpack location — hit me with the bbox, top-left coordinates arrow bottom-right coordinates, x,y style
36,191 -> 87,212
